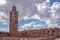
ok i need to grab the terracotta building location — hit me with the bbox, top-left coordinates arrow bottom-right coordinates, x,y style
0,5 -> 60,40
10,5 -> 18,36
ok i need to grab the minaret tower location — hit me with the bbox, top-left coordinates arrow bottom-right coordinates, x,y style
10,5 -> 18,36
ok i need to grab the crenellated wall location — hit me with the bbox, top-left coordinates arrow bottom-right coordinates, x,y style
0,28 -> 60,38
16,28 -> 58,38
0,28 -> 60,40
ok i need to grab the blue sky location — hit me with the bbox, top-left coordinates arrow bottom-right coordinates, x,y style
0,0 -> 60,32
18,19 -> 48,30
50,0 -> 60,6
50,0 -> 60,3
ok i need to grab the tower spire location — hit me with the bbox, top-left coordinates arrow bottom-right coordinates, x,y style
12,5 -> 16,11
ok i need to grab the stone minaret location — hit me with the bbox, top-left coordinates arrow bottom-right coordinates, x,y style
10,5 -> 18,36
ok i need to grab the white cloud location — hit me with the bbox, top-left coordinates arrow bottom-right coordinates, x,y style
13,0 -> 60,29
48,2 -> 60,28
35,0 -> 60,28
48,24 -> 59,28
22,22 -> 35,28
0,0 -> 48,22
22,14 -> 45,22
0,27 -> 9,32
2,22 -> 7,25
1,0 -> 60,32
31,14 -> 40,19
0,11 -> 8,22
0,0 -> 7,5
19,22 -> 43,31
46,0 -> 50,2
1,28 -> 8,32
36,0 -> 51,21
51,2 -> 60,17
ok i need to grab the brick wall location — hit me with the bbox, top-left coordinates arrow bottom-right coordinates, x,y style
0,28 -> 58,38
17,28 -> 58,37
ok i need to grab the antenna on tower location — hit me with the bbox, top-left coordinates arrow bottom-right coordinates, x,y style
12,5 -> 16,11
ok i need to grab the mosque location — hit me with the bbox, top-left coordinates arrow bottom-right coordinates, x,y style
0,5 -> 60,40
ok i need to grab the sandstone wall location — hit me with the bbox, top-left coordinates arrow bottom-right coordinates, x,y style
0,28 -> 59,39
17,28 -> 58,38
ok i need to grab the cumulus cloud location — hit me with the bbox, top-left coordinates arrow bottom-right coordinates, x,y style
0,11 -> 8,22
0,0 -> 46,22
2,22 -> 8,25
23,14 -> 40,20
47,2 -> 60,28
0,0 -> 60,31
35,0 -> 60,28
0,0 -> 7,6
36,0 -> 51,20
19,22 -> 43,31
0,27 -> 8,32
